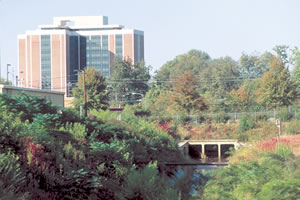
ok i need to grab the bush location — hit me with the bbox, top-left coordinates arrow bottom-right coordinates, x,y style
213,112 -> 230,123
238,115 -> 255,132
275,143 -> 293,160
255,113 -> 269,121
179,115 -> 193,124
90,109 -> 119,122
121,162 -> 178,200
276,107 -> 293,122
203,151 -> 296,200
60,122 -> 87,141
238,134 -> 249,142
285,120 -> 300,134
133,106 -> 151,117
0,153 -> 26,196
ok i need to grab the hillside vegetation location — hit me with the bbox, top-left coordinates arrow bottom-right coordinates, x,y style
0,93 -> 187,199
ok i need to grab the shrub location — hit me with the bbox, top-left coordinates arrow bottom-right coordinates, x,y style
178,115 -> 193,124
238,134 -> 249,142
238,115 -> 256,132
121,162 -> 178,200
255,113 -> 269,121
213,112 -> 230,123
257,178 -> 300,200
89,122 -> 130,143
90,109 -> 119,121
60,122 -> 87,141
0,153 -> 26,196
285,120 -> 300,134
133,106 -> 151,117
32,113 -> 61,130
276,107 -> 293,122
275,143 -> 293,160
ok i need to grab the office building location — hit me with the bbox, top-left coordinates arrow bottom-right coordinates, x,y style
17,16 -> 144,96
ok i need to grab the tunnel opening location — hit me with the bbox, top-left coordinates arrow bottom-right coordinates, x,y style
204,144 -> 218,158
188,145 -> 202,159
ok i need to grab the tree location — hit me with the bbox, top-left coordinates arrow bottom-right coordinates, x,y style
228,88 -> 250,111
273,45 -> 290,66
154,49 -> 211,88
171,71 -> 208,116
291,47 -> 300,94
73,67 -> 109,112
0,92 -> 58,122
239,52 -> 272,79
110,58 -> 151,104
200,56 -> 240,99
257,57 -> 298,109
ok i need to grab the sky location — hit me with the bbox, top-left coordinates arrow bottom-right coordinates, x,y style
1,0 -> 300,80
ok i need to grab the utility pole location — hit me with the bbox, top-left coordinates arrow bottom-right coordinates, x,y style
75,69 -> 87,117
276,119 -> 281,144
7,64 -> 10,84
82,70 -> 87,117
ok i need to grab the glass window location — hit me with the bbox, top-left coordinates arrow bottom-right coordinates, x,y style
115,34 -> 123,59
41,35 -> 51,89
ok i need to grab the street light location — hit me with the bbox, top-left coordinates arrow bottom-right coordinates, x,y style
6,64 -> 11,84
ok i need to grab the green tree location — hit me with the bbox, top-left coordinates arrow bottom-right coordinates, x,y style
291,47 -> 300,94
0,92 -> 58,122
171,71 -> 208,116
239,52 -> 272,79
73,67 -> 109,112
273,45 -> 290,66
200,56 -> 240,99
228,88 -> 250,111
154,49 -> 211,88
110,59 -> 151,104
257,57 -> 298,109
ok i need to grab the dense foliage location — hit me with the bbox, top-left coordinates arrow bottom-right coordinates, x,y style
202,146 -> 300,200
257,57 -> 298,109
73,67 -> 109,112
110,59 -> 151,104
0,93 -> 184,199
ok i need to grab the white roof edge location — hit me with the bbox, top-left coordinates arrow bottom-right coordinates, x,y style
38,24 -> 124,29
0,84 -> 65,95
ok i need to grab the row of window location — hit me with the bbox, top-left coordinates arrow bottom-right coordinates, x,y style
39,34 -> 126,83
41,35 -> 51,89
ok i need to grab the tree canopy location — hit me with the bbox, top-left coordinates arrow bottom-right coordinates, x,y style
73,67 -> 109,112
154,49 -> 211,88
239,52 -> 272,79
257,57 -> 298,109
171,71 -> 208,116
200,57 -> 240,99
110,59 -> 151,104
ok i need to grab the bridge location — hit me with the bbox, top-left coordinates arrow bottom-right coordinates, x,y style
179,139 -> 240,161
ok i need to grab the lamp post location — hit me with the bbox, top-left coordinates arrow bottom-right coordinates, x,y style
6,64 -> 11,84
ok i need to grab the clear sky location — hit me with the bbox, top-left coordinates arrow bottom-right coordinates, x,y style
1,0 -> 300,79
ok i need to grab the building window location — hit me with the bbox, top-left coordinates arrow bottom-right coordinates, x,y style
80,35 -> 110,77
41,35 -> 51,89
101,35 -> 110,77
115,34 -> 123,59
69,36 -> 79,96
